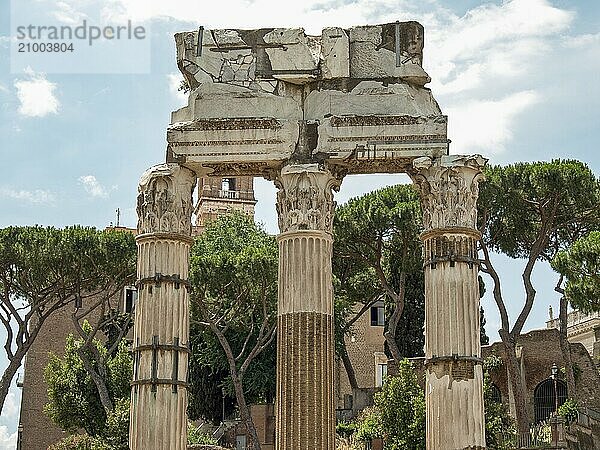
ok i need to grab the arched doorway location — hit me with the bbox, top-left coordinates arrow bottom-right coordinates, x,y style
489,383 -> 502,404
534,378 -> 567,423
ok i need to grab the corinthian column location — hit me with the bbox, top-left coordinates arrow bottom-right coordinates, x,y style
131,163 -> 196,450
411,155 -> 487,450
274,163 -> 342,450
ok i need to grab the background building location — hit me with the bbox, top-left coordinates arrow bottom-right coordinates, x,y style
194,176 -> 256,233
335,301 -> 387,417
547,308 -> 600,362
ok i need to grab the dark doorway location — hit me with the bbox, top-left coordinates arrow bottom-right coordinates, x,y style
533,378 -> 567,423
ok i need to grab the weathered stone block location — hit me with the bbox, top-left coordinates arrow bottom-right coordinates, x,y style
175,22 -> 430,89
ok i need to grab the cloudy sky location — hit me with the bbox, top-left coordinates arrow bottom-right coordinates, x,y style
1,0 -> 599,447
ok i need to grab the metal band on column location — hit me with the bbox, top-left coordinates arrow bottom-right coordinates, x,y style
411,155 -> 487,450
274,164 -> 342,450
130,163 -> 196,450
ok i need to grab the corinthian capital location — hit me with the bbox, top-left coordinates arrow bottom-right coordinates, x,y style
275,164 -> 343,233
136,163 -> 197,235
411,155 -> 487,231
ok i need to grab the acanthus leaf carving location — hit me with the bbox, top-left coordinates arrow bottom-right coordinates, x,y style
411,155 -> 487,231
137,163 -> 197,236
275,164 -> 342,233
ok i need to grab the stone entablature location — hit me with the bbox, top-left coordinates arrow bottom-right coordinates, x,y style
547,310 -> 600,335
167,23 -> 448,178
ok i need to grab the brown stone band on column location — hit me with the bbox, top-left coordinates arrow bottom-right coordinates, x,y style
425,357 -> 482,381
421,228 -> 481,269
276,312 -> 335,450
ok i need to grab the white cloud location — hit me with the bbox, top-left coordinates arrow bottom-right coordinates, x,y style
426,0 -> 573,94
563,32 -> 600,49
445,90 -> 540,155
167,73 -> 188,105
0,188 -> 56,204
52,1 -> 89,24
0,84 -> 8,94
78,175 -> 109,198
0,392 -> 19,421
0,426 -> 17,450
99,0 -> 378,31
14,68 -> 60,118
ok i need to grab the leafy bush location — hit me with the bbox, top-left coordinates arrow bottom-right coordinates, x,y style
44,326 -> 132,438
354,407 -> 382,443
336,421 -> 357,439
48,434 -> 112,450
483,363 -> 517,450
103,398 -> 130,450
377,359 -> 425,450
483,354 -> 503,372
558,398 -> 579,425
187,423 -> 218,445
355,359 -> 424,450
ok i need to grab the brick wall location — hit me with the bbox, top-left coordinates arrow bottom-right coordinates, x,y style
223,404 -> 275,449
19,291 -> 121,450
482,329 -> 600,423
400,329 -> 600,426
335,305 -> 385,410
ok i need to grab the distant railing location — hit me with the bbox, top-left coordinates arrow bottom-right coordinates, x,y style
517,421 -> 552,448
218,190 -> 240,199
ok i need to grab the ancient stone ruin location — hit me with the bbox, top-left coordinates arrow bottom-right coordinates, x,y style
132,22 -> 487,450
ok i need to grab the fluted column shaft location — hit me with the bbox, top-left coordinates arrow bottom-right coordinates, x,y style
412,155 -> 487,450
131,164 -> 196,450
274,164 -> 341,450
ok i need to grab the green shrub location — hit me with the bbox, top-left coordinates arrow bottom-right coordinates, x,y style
103,398 -> 130,450
354,359 -> 424,450
558,398 -> 579,425
483,369 -> 517,449
354,407 -> 383,443
48,434 -> 112,450
187,423 -> 218,445
336,421 -> 357,439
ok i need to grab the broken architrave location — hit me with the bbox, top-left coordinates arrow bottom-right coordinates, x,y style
168,22 -> 447,178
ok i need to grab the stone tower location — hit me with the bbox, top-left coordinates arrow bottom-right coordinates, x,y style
194,176 -> 256,232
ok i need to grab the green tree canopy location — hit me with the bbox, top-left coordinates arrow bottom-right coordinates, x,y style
479,160 -> 599,261
188,212 -> 278,448
552,231 -> 600,312
333,184 -> 424,370
44,321 -> 132,442
0,226 -> 136,414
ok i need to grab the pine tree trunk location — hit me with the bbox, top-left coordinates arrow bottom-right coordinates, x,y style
0,317 -> 44,415
340,343 -> 359,390
559,296 -> 577,400
76,348 -> 114,413
0,355 -> 24,415
501,333 -> 530,439
232,374 -> 261,450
